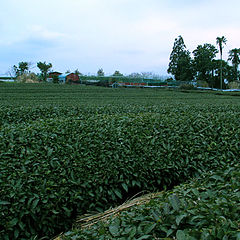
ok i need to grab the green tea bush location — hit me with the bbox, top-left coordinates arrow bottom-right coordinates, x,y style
63,163 -> 240,239
0,109 -> 240,239
1,84 -> 240,239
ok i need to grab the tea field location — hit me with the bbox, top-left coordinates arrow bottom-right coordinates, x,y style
0,83 -> 239,239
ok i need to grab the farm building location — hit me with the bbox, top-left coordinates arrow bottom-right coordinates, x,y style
47,72 -> 62,82
58,73 -> 80,84
48,72 -> 62,78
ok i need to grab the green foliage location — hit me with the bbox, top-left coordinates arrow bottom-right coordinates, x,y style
168,35 -> 193,81
13,62 -> 30,77
167,35 -> 239,87
192,43 -> 218,84
228,48 -> 240,81
113,70 -> 123,77
0,84 -> 240,239
52,75 -> 59,84
211,60 -> 234,88
97,68 -> 105,76
61,164 -> 240,239
37,61 -> 52,82
216,36 -> 227,57
216,36 -> 227,89
179,83 -> 195,90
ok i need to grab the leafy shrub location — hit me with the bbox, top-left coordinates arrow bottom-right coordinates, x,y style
0,110 -> 240,239
61,163 -> 240,240
16,73 -> 39,83
196,80 -> 209,88
1,84 -> 240,239
179,83 -> 195,90
228,81 -> 240,89
52,75 -> 59,84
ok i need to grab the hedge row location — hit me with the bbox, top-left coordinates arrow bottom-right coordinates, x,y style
0,103 -> 238,125
62,163 -> 240,240
1,108 -> 240,239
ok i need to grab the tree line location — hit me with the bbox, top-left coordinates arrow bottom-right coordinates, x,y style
9,36 -> 240,87
167,35 -> 240,89
11,61 -> 53,82
9,62 -> 165,83
10,62 -> 126,83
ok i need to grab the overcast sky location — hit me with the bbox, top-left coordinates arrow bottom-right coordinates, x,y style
1,0 -> 239,76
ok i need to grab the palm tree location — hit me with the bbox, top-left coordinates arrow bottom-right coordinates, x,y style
216,36 -> 227,89
228,48 -> 240,82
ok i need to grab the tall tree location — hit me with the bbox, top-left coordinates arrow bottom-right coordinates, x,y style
228,48 -> 240,81
216,36 -> 227,89
18,62 -> 29,74
211,59 -> 234,88
168,35 -> 193,81
37,62 -> 52,81
193,43 -> 218,85
113,70 -> 123,76
13,62 -> 30,77
97,68 -> 104,77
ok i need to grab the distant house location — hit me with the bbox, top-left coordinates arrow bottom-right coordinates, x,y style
47,72 -> 62,82
58,73 -> 80,84
48,72 -> 62,78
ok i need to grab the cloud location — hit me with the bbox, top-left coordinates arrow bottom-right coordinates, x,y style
0,25 -> 67,72
1,0 -> 240,75
28,25 -> 65,40
117,49 -> 145,56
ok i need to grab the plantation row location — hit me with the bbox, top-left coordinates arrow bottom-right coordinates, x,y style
0,82 -> 239,107
60,163 -> 240,240
1,107 -> 240,239
1,84 -> 240,239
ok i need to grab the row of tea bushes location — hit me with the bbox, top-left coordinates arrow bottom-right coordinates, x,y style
1,94 -> 239,126
0,104 -> 203,125
1,109 -> 240,239
61,163 -> 240,240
